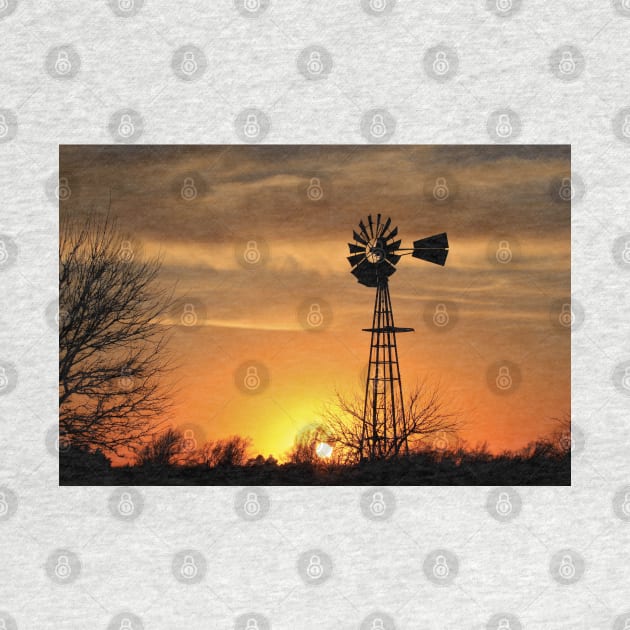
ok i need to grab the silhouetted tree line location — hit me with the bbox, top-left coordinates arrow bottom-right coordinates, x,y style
60,417 -> 570,486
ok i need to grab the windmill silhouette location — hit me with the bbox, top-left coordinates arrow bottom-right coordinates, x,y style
347,214 -> 449,461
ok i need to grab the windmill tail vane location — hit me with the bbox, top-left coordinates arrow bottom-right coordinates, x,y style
347,214 -> 449,461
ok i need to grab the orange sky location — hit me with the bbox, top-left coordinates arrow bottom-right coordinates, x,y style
60,145 -> 570,461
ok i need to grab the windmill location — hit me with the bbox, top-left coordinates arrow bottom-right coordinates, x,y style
347,214 -> 449,461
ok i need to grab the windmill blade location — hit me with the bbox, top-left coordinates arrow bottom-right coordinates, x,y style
379,217 -> 391,238
384,225 -> 398,242
350,217 -> 404,287
413,232 -> 449,250
358,220 -> 369,240
351,265 -> 378,287
347,253 -> 366,267
412,232 -> 449,266
379,262 -> 397,277
412,248 -> 449,266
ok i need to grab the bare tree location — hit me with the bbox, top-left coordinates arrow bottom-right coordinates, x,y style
285,424 -> 330,465
59,213 -> 173,456
322,379 -> 461,463
136,427 -> 184,466
196,436 -> 252,467
549,412 -> 571,455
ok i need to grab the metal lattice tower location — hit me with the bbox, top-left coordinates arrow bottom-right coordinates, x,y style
347,214 -> 449,461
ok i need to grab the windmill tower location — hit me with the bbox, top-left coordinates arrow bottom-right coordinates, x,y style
347,214 -> 449,461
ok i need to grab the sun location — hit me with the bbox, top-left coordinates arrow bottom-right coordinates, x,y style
316,442 -> 333,458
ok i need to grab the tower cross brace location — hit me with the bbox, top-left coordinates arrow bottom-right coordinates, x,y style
361,278 -> 412,461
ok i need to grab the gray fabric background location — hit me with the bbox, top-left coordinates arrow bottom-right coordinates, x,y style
1,1 -> 629,628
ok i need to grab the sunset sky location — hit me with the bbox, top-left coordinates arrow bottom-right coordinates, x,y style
60,144 -> 570,462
